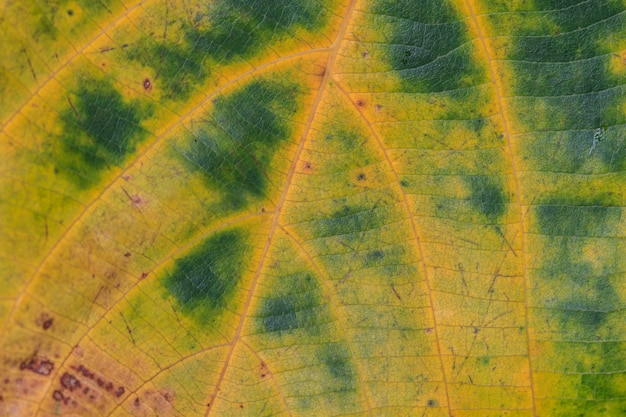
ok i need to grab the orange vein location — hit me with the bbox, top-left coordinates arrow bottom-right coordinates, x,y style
0,47 -> 328,341
240,339 -> 294,417
333,79 -> 453,416
204,1 -> 358,414
463,1 -> 537,415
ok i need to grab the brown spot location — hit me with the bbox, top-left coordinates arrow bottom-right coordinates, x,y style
160,388 -> 175,403
357,173 -> 366,181
143,78 -> 152,91
134,397 -> 141,407
115,386 -> 125,398
124,252 -> 131,258
60,372 -> 80,391
260,373 -> 266,378
239,404 -> 244,409
356,100 -> 365,107
53,390 -> 64,402
375,104 -> 383,112
424,328 -> 433,334
304,162 -> 312,171
141,272 -> 148,279
20,356 -> 54,376
361,50 -> 369,58
38,313 -> 54,330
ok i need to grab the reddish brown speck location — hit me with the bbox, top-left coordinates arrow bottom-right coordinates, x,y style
141,272 -> 148,279
124,252 -> 131,258
239,404 -> 244,409
356,100 -> 365,107
361,50 -> 369,58
134,397 -> 141,407
43,318 -> 54,330
143,78 -> 152,91
115,386 -> 125,397
53,390 -> 64,401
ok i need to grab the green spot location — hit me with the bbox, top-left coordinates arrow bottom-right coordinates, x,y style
466,176 -> 506,222
260,273 -> 324,334
261,273 -> 320,332
58,78 -> 147,187
400,179 -> 409,187
315,205 -> 382,239
372,0 -> 485,93
164,229 -> 248,321
128,0 -> 329,100
179,79 -> 300,209
427,399 -> 438,407
535,199 -> 620,237
317,344 -> 355,392
536,197 -> 621,334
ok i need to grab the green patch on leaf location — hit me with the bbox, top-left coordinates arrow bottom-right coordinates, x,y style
260,273 -> 323,334
373,0 -> 485,93
317,343 -> 356,392
179,79 -> 300,209
466,176 -> 507,222
128,0 -> 329,100
57,78 -> 148,187
163,229 -> 249,322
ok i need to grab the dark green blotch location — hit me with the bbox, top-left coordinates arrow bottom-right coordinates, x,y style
317,344 -> 355,392
164,229 -> 248,319
316,205 -> 381,238
58,78 -> 146,187
467,176 -> 506,222
260,273 -> 323,334
372,0 -> 484,93
180,80 -> 299,208
364,250 -> 384,266
535,198 -> 620,237
509,0 -> 626,170
129,0 -> 327,100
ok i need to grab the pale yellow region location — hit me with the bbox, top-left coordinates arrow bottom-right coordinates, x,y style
110,347 -> 232,417
206,343 -> 290,416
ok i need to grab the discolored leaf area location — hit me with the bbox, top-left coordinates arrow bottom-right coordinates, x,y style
0,0 -> 625,416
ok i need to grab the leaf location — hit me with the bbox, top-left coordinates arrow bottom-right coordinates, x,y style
1,0 -> 625,416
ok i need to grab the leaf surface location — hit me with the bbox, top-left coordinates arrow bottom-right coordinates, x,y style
1,0 -> 625,416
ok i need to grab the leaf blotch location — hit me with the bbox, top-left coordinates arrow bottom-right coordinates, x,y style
466,176 -> 506,222
315,205 -> 382,239
373,0 -> 485,92
129,0 -> 329,100
164,229 -> 249,320
181,80 -> 300,208
58,79 -> 147,187
317,344 -> 356,393
260,273 -> 323,334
